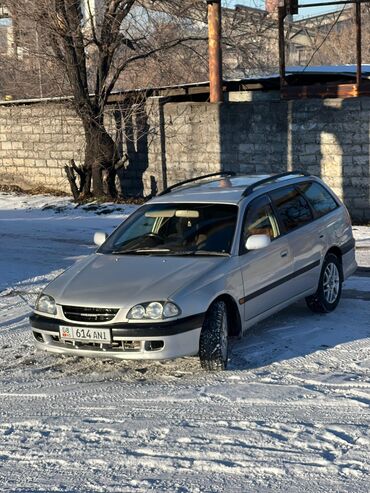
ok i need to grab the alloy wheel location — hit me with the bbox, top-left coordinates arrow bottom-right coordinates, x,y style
323,262 -> 340,304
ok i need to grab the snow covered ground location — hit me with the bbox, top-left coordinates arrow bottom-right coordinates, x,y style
353,225 -> 370,268
0,192 -> 370,492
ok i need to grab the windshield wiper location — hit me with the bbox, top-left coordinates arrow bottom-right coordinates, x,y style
111,248 -> 229,257
111,248 -> 171,255
191,250 -> 229,257
166,250 -> 229,257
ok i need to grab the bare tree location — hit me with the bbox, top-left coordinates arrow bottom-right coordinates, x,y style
222,4 -> 279,77
286,6 -> 370,68
4,0 -> 206,199
1,0 -> 285,199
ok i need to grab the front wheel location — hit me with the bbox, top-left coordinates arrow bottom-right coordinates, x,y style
199,300 -> 229,371
306,253 -> 342,313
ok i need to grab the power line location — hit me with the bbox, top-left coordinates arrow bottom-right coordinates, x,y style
302,3 -> 347,70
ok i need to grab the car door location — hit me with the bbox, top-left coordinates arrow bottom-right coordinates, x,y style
238,194 -> 294,322
269,184 -> 323,296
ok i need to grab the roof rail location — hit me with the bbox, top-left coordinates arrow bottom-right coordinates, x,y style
157,171 -> 237,196
242,171 -> 310,197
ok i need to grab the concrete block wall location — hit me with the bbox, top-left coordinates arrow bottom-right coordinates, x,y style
0,94 -> 369,222
219,96 -> 370,222
142,96 -> 370,222
0,102 -> 85,192
141,98 -> 220,195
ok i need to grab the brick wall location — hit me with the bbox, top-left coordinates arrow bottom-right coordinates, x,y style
230,96 -> 370,223
0,102 -> 85,192
0,94 -> 369,222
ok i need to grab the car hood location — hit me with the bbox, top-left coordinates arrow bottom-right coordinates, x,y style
45,253 -> 225,308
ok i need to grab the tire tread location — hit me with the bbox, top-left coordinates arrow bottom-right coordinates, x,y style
199,300 -> 228,371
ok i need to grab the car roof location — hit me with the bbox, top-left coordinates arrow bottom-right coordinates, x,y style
150,173 -> 313,205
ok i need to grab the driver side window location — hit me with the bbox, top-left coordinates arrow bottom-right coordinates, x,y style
240,196 -> 280,254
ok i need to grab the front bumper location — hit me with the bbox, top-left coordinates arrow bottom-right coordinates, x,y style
30,313 -> 204,360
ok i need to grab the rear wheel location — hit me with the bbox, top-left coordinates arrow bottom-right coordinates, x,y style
306,253 -> 342,313
199,300 -> 229,371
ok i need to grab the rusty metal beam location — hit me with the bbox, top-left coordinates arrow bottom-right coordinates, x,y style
355,0 -> 362,89
207,0 -> 223,103
280,82 -> 370,99
278,3 -> 287,91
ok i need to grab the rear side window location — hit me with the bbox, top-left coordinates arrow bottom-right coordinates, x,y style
270,186 -> 313,233
297,182 -> 338,218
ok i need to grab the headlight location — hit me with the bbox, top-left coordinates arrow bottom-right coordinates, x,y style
129,304 -> 146,320
146,302 -> 163,320
127,301 -> 181,320
35,294 -> 57,315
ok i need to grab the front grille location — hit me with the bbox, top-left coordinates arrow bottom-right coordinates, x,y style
64,340 -> 122,349
62,305 -> 119,323
60,338 -> 164,352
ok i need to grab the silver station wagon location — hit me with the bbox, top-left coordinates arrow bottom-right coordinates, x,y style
30,171 -> 357,370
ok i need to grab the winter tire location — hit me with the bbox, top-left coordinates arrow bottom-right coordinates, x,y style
306,253 -> 342,313
199,300 -> 229,371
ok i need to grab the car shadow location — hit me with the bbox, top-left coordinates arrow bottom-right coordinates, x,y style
228,290 -> 370,371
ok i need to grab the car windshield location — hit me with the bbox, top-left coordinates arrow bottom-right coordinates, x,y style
100,203 -> 238,256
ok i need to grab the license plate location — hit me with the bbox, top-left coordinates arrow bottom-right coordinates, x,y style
60,326 -> 112,343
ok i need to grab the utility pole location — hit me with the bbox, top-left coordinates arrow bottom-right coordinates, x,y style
207,0 -> 223,103
278,1 -> 286,91
36,29 -> 43,98
355,0 -> 362,90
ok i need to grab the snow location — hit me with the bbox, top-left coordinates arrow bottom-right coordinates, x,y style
353,226 -> 370,268
287,65 -> 370,76
1,192 -> 370,492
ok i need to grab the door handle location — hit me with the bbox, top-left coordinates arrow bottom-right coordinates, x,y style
280,250 -> 288,258
319,234 -> 325,239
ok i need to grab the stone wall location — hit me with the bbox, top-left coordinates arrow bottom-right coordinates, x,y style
0,102 -> 85,192
219,96 -> 370,223
141,98 -> 220,196
0,94 -> 369,222
146,95 -> 370,222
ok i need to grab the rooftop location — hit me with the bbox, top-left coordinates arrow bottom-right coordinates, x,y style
152,173 -> 311,204
2,65 -> 370,106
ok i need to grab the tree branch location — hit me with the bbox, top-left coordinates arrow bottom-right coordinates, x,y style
103,35 -> 206,105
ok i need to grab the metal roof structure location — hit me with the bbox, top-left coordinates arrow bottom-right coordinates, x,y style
1,65 -> 369,106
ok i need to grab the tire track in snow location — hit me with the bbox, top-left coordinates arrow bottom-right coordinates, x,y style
0,209 -> 369,492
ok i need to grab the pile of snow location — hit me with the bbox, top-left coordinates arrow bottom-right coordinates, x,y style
353,226 -> 370,268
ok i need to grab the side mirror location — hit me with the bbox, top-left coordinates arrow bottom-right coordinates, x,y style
94,231 -> 108,247
246,234 -> 271,251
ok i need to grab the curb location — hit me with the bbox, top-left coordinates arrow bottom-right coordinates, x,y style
355,266 -> 370,276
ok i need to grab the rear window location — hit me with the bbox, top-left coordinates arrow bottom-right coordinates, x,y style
297,182 -> 338,218
270,186 -> 313,232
